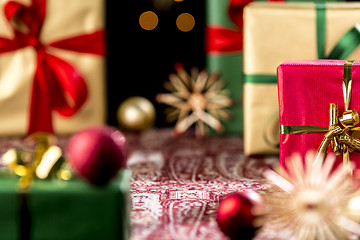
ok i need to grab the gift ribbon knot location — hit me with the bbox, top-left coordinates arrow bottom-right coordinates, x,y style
0,0 -> 105,134
313,103 -> 360,169
281,60 -> 360,172
2,132 -> 71,191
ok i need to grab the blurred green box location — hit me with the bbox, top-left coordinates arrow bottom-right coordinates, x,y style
0,169 -> 131,240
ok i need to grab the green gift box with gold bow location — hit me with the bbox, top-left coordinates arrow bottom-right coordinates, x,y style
243,2 -> 360,155
0,169 -> 131,240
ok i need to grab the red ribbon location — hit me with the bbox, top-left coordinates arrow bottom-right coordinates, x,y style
1,0 -> 105,134
206,25 -> 243,53
206,0 -> 283,54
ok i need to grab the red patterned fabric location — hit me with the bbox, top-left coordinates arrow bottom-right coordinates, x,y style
126,129 -> 281,240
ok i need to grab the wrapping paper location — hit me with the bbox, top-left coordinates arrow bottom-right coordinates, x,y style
278,60 -> 360,170
0,169 -> 131,240
243,2 -> 360,155
205,0 -> 244,135
0,0 -> 105,135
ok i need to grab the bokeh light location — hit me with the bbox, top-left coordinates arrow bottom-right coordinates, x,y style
176,13 -> 195,32
139,11 -> 159,30
153,0 -> 174,11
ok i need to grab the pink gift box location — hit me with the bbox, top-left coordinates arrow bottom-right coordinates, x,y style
277,60 -> 360,169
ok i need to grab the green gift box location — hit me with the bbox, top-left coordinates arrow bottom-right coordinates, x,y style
206,0 -> 244,135
0,169 -> 131,240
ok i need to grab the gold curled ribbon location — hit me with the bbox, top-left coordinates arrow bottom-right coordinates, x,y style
1,133 -> 71,190
281,60 -> 359,173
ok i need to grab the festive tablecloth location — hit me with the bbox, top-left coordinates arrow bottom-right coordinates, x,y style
125,129 -> 282,240
0,129 -> 282,240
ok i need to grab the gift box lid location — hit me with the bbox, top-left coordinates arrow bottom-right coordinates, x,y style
277,59 -> 360,127
244,2 -> 360,75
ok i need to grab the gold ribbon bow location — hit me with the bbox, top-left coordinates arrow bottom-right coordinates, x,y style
281,60 -> 360,172
1,133 -> 71,190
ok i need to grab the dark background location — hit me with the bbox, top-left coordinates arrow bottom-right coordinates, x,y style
106,0 -> 206,127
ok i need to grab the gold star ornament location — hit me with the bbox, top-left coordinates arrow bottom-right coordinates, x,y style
156,64 -> 233,137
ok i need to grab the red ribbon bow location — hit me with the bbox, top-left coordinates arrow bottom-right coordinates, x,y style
0,0 -> 105,134
206,0 -> 283,54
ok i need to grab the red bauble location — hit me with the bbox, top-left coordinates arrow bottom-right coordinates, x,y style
66,126 -> 128,185
217,191 -> 263,240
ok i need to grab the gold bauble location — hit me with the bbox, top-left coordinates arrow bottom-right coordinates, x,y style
117,97 -> 156,131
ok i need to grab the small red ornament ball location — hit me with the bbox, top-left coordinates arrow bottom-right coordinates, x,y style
217,191 -> 263,240
66,126 -> 128,185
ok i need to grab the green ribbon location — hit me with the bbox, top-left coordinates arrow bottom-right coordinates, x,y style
317,3 -> 360,59
244,74 -> 277,84
328,25 -> 360,59
244,3 -> 360,84
316,3 -> 326,59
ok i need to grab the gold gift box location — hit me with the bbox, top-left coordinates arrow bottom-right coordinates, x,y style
243,2 -> 360,155
0,0 -> 105,135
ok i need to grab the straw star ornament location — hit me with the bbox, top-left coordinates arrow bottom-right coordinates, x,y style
156,64 -> 232,137
264,151 -> 360,240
